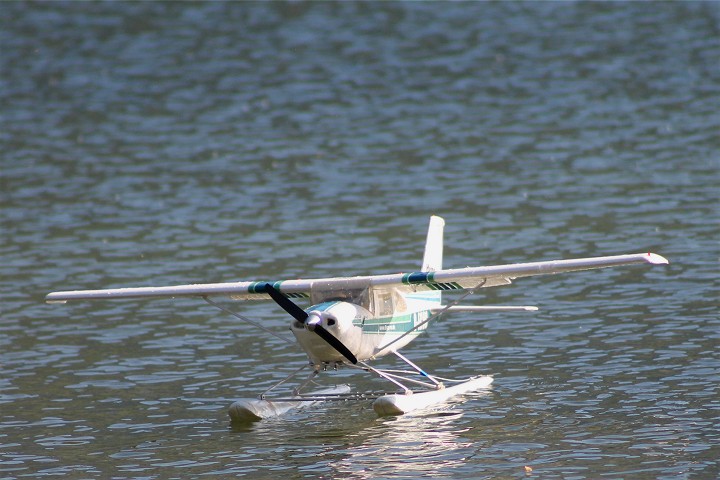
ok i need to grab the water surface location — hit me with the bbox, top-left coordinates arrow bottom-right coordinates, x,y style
1,2 -> 718,478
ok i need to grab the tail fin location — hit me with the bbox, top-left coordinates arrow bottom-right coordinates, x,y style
421,216 -> 445,272
406,216 -> 444,305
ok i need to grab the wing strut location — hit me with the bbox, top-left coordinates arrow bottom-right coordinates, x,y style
202,296 -> 296,346
375,279 -> 488,355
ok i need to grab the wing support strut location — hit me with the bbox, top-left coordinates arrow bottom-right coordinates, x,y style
375,279 -> 488,355
202,296 -> 296,346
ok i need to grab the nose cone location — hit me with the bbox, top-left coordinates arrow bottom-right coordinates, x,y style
305,313 -> 323,330
290,303 -> 364,364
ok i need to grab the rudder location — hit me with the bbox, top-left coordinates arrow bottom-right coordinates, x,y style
421,216 -> 444,272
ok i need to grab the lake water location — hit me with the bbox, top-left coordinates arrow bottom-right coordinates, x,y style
1,2 -> 719,478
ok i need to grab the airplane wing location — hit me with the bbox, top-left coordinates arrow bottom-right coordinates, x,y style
46,253 -> 668,304
396,252 -> 669,291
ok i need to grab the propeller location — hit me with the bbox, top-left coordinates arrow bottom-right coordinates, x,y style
263,283 -> 358,365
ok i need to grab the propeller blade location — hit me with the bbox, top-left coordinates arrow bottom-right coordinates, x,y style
263,283 -> 358,365
313,325 -> 358,365
264,283 -> 308,322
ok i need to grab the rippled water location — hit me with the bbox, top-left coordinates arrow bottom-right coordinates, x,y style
2,2 -> 719,478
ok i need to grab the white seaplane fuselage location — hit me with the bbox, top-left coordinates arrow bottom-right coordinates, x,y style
291,291 -> 438,364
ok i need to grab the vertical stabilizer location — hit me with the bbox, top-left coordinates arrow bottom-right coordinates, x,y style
421,216 -> 445,272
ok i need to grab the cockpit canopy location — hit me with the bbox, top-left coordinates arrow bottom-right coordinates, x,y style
312,287 -> 406,316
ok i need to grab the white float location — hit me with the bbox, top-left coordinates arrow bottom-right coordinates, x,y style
373,375 -> 494,416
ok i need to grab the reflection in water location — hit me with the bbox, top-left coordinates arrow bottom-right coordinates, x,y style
221,393 -> 495,478
332,408 -> 479,478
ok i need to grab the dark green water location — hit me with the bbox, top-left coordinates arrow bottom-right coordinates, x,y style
1,2 -> 718,478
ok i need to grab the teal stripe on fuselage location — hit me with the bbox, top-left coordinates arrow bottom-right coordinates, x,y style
309,301 -> 340,312
406,292 -> 442,302
306,301 -> 433,336
353,310 -> 431,335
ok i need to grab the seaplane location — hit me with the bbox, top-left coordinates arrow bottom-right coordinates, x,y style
46,216 -> 669,421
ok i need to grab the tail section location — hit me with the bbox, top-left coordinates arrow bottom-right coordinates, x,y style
418,216 -> 445,306
421,215 -> 444,273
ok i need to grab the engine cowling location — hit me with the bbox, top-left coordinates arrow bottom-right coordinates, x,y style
290,301 -> 368,364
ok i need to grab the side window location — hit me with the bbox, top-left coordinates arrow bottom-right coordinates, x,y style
312,288 -> 371,311
375,291 -> 394,316
392,289 -> 407,313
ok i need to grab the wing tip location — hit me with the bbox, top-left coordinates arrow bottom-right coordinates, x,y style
645,252 -> 669,265
46,298 -> 68,304
45,293 -> 68,304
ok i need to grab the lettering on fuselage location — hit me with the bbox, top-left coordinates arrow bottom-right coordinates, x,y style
356,309 -> 431,335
